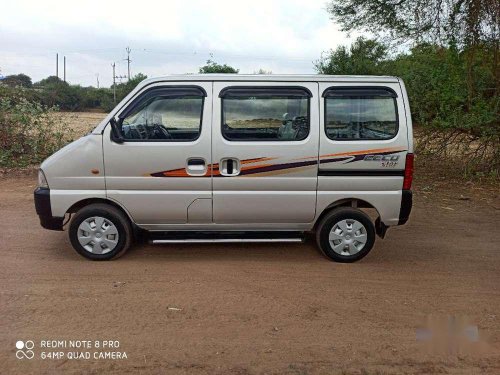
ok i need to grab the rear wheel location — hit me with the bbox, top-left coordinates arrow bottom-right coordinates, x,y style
316,207 -> 375,262
69,203 -> 132,260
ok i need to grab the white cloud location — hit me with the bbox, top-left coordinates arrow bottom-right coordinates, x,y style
0,0 -> 353,86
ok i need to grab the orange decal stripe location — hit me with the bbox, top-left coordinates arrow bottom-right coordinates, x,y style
163,170 -> 190,177
240,157 -> 276,165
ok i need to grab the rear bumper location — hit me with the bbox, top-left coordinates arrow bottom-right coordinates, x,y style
34,187 -> 64,231
398,190 -> 412,225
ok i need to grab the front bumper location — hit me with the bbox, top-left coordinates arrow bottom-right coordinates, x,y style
398,190 -> 413,225
34,187 -> 64,231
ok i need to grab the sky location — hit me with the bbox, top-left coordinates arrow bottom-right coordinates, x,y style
0,0 -> 354,87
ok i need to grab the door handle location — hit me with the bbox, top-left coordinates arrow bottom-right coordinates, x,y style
220,158 -> 240,176
186,158 -> 207,176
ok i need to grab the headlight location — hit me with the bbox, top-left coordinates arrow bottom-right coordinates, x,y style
38,169 -> 49,188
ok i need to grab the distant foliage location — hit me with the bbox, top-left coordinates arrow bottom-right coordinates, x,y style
2,73 -> 33,88
0,73 -> 148,112
199,59 -> 239,74
315,37 -> 387,75
34,76 -> 83,110
113,73 -> 148,107
0,91 -> 73,167
390,44 -> 498,175
323,0 -> 499,176
255,69 -> 272,74
316,39 -> 499,174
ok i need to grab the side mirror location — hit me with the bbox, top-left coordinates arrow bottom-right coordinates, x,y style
110,117 -> 124,144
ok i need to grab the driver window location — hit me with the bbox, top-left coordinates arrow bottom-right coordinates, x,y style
120,92 -> 203,141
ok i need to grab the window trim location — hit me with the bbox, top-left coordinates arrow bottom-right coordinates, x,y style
323,86 -> 399,142
219,86 -> 312,98
114,85 -> 206,143
220,86 -> 311,142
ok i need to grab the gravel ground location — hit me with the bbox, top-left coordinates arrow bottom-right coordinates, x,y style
0,174 -> 499,374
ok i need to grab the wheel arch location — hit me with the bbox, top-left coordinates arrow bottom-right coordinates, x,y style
313,198 -> 381,232
66,197 -> 135,225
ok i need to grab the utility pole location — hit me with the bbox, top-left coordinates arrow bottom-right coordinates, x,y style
112,62 -> 116,103
112,62 -> 127,104
63,56 -> 66,82
125,47 -> 131,81
96,73 -> 99,88
56,53 -> 59,78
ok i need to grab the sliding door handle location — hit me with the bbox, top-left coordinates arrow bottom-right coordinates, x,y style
186,158 -> 207,176
220,158 -> 240,176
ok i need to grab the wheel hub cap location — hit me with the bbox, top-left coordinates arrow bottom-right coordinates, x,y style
328,219 -> 368,256
77,216 -> 119,254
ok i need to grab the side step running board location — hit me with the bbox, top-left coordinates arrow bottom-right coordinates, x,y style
148,231 -> 305,244
151,238 -> 303,244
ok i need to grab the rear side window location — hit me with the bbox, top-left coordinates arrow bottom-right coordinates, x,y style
119,87 -> 205,142
324,87 -> 398,140
221,87 -> 311,141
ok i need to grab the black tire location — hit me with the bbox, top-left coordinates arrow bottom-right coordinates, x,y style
316,207 -> 376,263
69,203 -> 132,260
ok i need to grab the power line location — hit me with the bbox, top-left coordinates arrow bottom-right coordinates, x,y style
137,48 -> 313,62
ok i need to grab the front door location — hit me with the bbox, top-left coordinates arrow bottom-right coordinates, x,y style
103,82 -> 212,225
211,82 -> 319,225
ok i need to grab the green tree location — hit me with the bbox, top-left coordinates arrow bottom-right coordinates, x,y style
324,0 -> 499,174
199,59 -> 239,73
36,76 -> 65,86
326,0 -> 499,103
2,73 -> 33,88
114,73 -> 148,104
315,37 -> 388,75
34,76 -> 83,110
81,87 -> 114,111
254,69 -> 272,74
326,0 -> 499,48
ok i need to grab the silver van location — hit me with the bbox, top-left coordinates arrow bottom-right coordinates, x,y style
34,74 -> 414,262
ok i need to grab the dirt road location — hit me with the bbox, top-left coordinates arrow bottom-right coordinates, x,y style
0,174 -> 499,374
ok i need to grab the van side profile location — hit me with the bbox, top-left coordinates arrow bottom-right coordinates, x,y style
34,74 -> 413,262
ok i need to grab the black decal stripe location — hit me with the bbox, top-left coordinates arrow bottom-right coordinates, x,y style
318,170 -> 404,176
319,156 -> 353,164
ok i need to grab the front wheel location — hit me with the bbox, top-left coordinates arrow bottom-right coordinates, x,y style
316,207 -> 376,262
69,203 -> 132,260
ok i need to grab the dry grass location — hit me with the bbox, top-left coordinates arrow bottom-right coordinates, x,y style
58,111 -> 107,137
227,118 -> 282,128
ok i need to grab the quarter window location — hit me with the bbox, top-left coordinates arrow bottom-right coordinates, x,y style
221,87 -> 310,141
324,88 -> 398,140
120,87 -> 205,141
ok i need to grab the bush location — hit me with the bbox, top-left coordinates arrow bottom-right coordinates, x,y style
388,44 -> 499,175
315,37 -> 387,75
316,39 -> 499,176
0,96 -> 74,168
2,73 -> 33,88
199,59 -> 239,73
34,76 -> 84,111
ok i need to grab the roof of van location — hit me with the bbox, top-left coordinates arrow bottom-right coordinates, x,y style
140,74 -> 400,84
